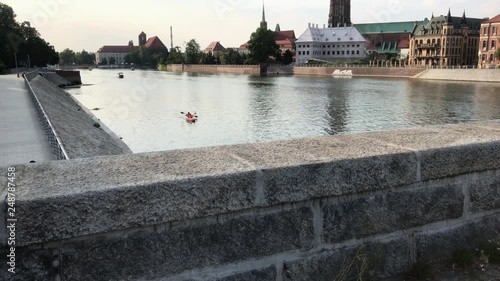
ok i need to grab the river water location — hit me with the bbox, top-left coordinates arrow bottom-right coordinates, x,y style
67,69 -> 500,153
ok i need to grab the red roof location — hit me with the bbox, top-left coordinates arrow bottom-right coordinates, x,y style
275,30 -> 296,41
485,14 -> 500,23
97,46 -> 139,53
204,41 -> 226,52
397,39 -> 410,48
144,36 -> 168,50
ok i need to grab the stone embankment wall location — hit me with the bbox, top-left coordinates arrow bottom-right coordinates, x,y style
2,122 -> 500,280
55,70 -> 82,85
166,64 -> 261,75
25,73 -> 131,158
416,69 -> 500,83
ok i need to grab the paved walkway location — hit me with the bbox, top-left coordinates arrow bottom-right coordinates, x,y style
0,74 -> 54,167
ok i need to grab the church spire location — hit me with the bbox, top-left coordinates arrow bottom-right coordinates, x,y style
461,9 -> 467,25
260,1 -> 267,29
446,8 -> 453,24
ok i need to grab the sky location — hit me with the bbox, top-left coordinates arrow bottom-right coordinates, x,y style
2,0 -> 498,53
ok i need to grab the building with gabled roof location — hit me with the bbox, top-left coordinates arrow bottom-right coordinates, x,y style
96,32 -> 168,65
203,41 -> 226,56
409,10 -> 483,67
295,23 -> 366,64
479,14 -> 500,68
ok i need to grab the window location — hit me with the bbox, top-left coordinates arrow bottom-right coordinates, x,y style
342,51 -> 345,55
483,41 -> 488,50
490,54 -> 494,62
337,51 -> 340,55
356,50 -> 360,55
493,26 -> 497,34
357,44 -> 360,47
492,40 -> 496,49
323,51 -> 326,55
327,51 -> 331,55
482,54 -> 486,62
307,51 -> 310,55
484,27 -> 488,35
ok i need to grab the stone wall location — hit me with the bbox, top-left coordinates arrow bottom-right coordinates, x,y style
416,69 -> 500,83
165,64 -> 261,75
25,74 -> 131,158
2,122 -> 500,280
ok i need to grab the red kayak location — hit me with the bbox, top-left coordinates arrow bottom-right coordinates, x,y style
186,116 -> 196,123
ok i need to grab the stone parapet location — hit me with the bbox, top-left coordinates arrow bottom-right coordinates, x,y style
2,121 -> 500,280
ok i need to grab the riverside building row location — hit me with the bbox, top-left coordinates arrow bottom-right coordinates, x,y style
295,10 -> 499,68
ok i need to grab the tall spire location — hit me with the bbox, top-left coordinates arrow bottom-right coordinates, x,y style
461,9 -> 467,25
446,8 -> 453,24
260,0 -> 267,29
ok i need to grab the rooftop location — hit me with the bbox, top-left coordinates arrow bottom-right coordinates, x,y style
354,21 -> 423,34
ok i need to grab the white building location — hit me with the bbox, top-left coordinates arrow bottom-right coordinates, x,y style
95,46 -> 138,65
295,23 -> 367,64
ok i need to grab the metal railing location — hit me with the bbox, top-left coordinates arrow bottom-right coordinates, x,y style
23,70 -> 69,160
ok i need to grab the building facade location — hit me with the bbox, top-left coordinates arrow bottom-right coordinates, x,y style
96,32 -> 168,65
409,10 -> 482,67
478,14 -> 500,68
204,42 -> 226,57
295,23 -> 366,64
354,21 -> 425,62
328,0 -> 351,28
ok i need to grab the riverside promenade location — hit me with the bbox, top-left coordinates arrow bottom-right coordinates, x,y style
0,74 -> 54,166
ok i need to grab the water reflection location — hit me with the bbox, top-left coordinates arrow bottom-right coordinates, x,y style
68,69 -> 500,153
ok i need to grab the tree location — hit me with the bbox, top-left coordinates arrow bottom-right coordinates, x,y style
185,39 -> 201,64
200,51 -> 216,64
0,3 -> 58,69
59,48 -> 76,64
274,50 -> 283,63
108,57 -> 116,65
75,49 -> 94,65
496,48 -> 500,62
166,46 -> 184,64
248,27 -> 279,63
283,49 -> 293,65
100,57 -> 107,65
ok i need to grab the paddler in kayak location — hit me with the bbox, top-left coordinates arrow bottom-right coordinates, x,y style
186,112 -> 194,119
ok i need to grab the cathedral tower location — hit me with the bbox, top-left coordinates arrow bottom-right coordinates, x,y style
260,1 -> 267,29
328,0 -> 351,27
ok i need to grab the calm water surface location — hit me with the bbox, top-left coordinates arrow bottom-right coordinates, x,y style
68,69 -> 500,153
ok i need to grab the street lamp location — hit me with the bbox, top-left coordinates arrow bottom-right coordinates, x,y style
14,52 -> 19,77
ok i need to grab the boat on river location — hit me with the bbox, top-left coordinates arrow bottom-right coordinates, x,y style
118,72 -> 124,78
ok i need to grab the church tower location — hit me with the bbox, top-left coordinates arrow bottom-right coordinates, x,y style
328,0 -> 351,27
260,1 -> 267,29
139,31 -> 147,46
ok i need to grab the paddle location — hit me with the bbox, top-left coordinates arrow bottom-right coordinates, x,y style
181,112 -> 198,117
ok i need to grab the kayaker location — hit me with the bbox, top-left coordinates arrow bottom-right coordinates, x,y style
186,112 -> 193,119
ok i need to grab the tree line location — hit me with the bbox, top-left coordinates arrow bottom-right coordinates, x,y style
0,2 -> 59,73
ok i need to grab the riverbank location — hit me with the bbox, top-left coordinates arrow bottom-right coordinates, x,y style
163,64 -> 500,82
27,71 -> 131,158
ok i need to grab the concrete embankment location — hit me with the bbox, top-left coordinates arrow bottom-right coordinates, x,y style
27,73 -> 131,158
165,64 -> 261,75
2,121 -> 500,280
415,69 -> 500,83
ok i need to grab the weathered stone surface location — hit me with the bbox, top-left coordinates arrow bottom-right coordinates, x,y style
0,247 -> 56,281
469,171 -> 500,212
212,266 -> 276,281
415,214 -> 500,268
362,123 -> 500,180
322,183 -> 463,243
282,238 -> 409,281
29,75 -> 128,158
60,208 -> 313,280
41,72 -> 71,87
224,135 -> 418,205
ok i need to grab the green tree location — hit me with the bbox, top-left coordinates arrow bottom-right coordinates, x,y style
283,49 -> 293,65
496,48 -> 500,61
59,48 -> 75,64
200,51 -> 216,64
166,46 -> 184,64
100,57 -> 107,65
185,39 -> 201,64
275,50 -> 283,64
0,3 -> 58,68
248,27 -> 279,63
108,57 -> 116,65
75,49 -> 94,65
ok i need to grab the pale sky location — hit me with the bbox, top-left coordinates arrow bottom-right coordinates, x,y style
2,0 -> 498,53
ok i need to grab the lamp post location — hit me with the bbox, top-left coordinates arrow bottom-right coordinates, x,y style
14,52 -> 19,77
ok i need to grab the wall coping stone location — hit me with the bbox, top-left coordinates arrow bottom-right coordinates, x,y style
2,121 -> 500,246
